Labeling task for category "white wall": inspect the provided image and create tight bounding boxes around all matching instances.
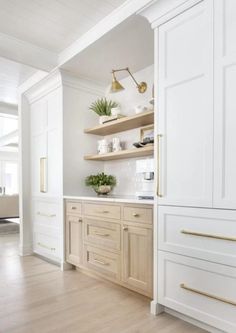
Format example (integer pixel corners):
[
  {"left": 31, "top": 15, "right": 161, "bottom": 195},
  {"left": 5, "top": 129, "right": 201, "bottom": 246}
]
[
  {"left": 63, "top": 65, "right": 154, "bottom": 197},
  {"left": 63, "top": 82, "right": 104, "bottom": 196},
  {"left": 104, "top": 65, "right": 154, "bottom": 196}
]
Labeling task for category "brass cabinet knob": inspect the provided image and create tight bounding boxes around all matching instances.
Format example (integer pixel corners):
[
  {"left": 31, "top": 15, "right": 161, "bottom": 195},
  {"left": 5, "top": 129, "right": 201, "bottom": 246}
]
[{"left": 123, "top": 226, "right": 128, "bottom": 231}]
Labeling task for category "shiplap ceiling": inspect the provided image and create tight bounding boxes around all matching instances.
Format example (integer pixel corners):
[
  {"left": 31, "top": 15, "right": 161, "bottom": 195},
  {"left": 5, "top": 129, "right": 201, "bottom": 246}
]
[
  {"left": 0, "top": 57, "right": 38, "bottom": 104},
  {"left": 0, "top": 0, "right": 127, "bottom": 52}
]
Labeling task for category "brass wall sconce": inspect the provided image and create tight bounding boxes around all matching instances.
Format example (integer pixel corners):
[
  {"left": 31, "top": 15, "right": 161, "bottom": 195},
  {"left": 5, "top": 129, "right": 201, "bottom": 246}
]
[{"left": 110, "top": 67, "right": 147, "bottom": 94}]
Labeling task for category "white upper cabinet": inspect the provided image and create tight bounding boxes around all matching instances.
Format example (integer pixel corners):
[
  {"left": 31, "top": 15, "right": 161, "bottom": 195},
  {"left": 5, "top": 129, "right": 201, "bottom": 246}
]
[
  {"left": 157, "top": 1, "right": 214, "bottom": 207},
  {"left": 30, "top": 88, "right": 62, "bottom": 198},
  {"left": 213, "top": 0, "right": 236, "bottom": 209}
]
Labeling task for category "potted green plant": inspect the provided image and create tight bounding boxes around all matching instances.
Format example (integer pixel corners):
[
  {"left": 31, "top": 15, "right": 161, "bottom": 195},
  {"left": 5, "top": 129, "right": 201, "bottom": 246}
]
[
  {"left": 89, "top": 98, "right": 118, "bottom": 124},
  {"left": 85, "top": 172, "right": 116, "bottom": 195}
]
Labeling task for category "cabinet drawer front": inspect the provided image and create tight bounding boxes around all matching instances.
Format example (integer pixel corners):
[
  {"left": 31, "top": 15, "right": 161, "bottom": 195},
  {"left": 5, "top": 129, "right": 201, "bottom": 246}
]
[
  {"left": 66, "top": 201, "right": 82, "bottom": 215},
  {"left": 158, "top": 252, "right": 236, "bottom": 333},
  {"left": 123, "top": 206, "right": 152, "bottom": 224},
  {"left": 33, "top": 233, "right": 60, "bottom": 262},
  {"left": 32, "top": 200, "right": 61, "bottom": 227},
  {"left": 83, "top": 202, "right": 120, "bottom": 220},
  {"left": 84, "top": 218, "right": 120, "bottom": 251},
  {"left": 84, "top": 245, "right": 120, "bottom": 281},
  {"left": 158, "top": 206, "right": 236, "bottom": 267}
]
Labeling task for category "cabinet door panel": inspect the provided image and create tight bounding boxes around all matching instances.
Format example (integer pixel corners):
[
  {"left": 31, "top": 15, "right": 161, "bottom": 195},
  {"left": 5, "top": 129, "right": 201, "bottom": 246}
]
[
  {"left": 66, "top": 216, "right": 83, "bottom": 266},
  {"left": 47, "top": 128, "right": 62, "bottom": 197},
  {"left": 214, "top": 0, "right": 236, "bottom": 209},
  {"left": 122, "top": 225, "right": 152, "bottom": 297},
  {"left": 157, "top": 1, "right": 213, "bottom": 207},
  {"left": 31, "top": 133, "right": 47, "bottom": 196}
]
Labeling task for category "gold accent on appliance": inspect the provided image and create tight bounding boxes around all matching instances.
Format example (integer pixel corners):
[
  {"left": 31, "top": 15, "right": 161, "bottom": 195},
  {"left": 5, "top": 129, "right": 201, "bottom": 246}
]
[
  {"left": 180, "top": 283, "right": 236, "bottom": 306},
  {"left": 181, "top": 229, "right": 236, "bottom": 242},
  {"left": 110, "top": 67, "right": 147, "bottom": 94},
  {"left": 40, "top": 157, "right": 47, "bottom": 193},
  {"left": 157, "top": 134, "right": 163, "bottom": 197}
]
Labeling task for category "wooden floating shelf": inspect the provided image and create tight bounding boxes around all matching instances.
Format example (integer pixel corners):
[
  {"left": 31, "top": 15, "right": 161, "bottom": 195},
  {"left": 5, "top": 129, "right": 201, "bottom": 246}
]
[
  {"left": 84, "top": 110, "right": 154, "bottom": 136},
  {"left": 84, "top": 145, "right": 154, "bottom": 161}
]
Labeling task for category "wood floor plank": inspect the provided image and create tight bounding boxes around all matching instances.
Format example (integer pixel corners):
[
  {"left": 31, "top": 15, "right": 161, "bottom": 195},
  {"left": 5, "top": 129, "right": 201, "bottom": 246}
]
[{"left": 0, "top": 234, "right": 208, "bottom": 333}]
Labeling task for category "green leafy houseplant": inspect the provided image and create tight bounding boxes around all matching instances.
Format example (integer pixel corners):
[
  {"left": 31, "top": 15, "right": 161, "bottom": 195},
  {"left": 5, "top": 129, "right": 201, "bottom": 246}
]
[
  {"left": 89, "top": 98, "right": 118, "bottom": 116},
  {"left": 85, "top": 172, "right": 116, "bottom": 195}
]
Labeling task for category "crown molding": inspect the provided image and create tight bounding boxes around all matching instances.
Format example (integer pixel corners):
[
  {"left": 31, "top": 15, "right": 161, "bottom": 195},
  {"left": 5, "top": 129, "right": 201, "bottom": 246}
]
[
  {"left": 58, "top": 0, "right": 154, "bottom": 67},
  {"left": 23, "top": 69, "right": 62, "bottom": 104},
  {"left": 23, "top": 69, "right": 105, "bottom": 104},
  {"left": 60, "top": 70, "right": 105, "bottom": 96},
  {"left": 0, "top": 32, "right": 57, "bottom": 72},
  {"left": 138, "top": 0, "right": 201, "bottom": 28}
]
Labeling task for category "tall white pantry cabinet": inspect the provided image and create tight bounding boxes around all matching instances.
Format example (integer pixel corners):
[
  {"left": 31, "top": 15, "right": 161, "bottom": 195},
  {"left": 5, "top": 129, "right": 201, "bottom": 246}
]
[
  {"left": 22, "top": 70, "right": 103, "bottom": 266},
  {"left": 141, "top": 0, "right": 236, "bottom": 332}
]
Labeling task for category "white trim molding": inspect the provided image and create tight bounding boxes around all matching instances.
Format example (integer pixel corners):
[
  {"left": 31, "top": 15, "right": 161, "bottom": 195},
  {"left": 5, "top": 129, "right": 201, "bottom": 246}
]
[
  {"left": 0, "top": 32, "right": 57, "bottom": 72},
  {"left": 58, "top": 0, "right": 155, "bottom": 66},
  {"left": 138, "top": 0, "right": 202, "bottom": 28}
]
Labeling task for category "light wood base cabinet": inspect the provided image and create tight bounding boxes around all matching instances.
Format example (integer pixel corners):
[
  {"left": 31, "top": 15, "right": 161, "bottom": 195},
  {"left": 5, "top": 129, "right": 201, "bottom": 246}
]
[
  {"left": 66, "top": 215, "right": 83, "bottom": 266},
  {"left": 65, "top": 200, "right": 153, "bottom": 297},
  {"left": 122, "top": 224, "right": 153, "bottom": 296}
]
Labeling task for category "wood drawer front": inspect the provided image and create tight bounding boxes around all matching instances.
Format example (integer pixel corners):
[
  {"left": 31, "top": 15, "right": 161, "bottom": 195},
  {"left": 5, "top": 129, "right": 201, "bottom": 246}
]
[
  {"left": 83, "top": 202, "right": 120, "bottom": 220},
  {"left": 84, "top": 218, "right": 120, "bottom": 251},
  {"left": 158, "top": 206, "right": 236, "bottom": 267},
  {"left": 66, "top": 201, "right": 82, "bottom": 215},
  {"left": 158, "top": 252, "right": 236, "bottom": 333},
  {"left": 123, "top": 206, "right": 152, "bottom": 224},
  {"left": 33, "top": 233, "right": 60, "bottom": 262},
  {"left": 84, "top": 245, "right": 120, "bottom": 281},
  {"left": 32, "top": 200, "right": 60, "bottom": 227}
]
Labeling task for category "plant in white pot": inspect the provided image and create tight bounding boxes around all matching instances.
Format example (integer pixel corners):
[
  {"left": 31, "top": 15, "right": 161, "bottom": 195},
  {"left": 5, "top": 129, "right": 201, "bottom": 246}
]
[
  {"left": 85, "top": 172, "right": 116, "bottom": 195},
  {"left": 89, "top": 98, "right": 118, "bottom": 124}
]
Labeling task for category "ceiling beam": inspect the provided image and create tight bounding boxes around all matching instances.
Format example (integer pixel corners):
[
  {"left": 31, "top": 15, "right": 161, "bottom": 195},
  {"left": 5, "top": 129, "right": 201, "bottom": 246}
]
[
  {"left": 0, "top": 130, "right": 18, "bottom": 148},
  {"left": 0, "top": 102, "right": 18, "bottom": 117},
  {"left": 0, "top": 32, "right": 57, "bottom": 72},
  {"left": 58, "top": 0, "right": 155, "bottom": 67}
]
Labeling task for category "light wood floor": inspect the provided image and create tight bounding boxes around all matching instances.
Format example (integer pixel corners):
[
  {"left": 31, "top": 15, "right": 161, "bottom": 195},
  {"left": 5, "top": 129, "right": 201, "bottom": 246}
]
[{"left": 0, "top": 234, "right": 207, "bottom": 333}]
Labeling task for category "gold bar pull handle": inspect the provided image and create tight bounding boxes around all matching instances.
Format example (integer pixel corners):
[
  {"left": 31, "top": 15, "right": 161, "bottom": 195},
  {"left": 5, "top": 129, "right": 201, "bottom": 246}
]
[
  {"left": 157, "top": 134, "right": 163, "bottom": 197},
  {"left": 40, "top": 157, "right": 47, "bottom": 193},
  {"left": 93, "top": 258, "right": 109, "bottom": 266},
  {"left": 181, "top": 229, "right": 236, "bottom": 242},
  {"left": 94, "top": 232, "right": 110, "bottom": 237},
  {"left": 180, "top": 283, "right": 236, "bottom": 306}
]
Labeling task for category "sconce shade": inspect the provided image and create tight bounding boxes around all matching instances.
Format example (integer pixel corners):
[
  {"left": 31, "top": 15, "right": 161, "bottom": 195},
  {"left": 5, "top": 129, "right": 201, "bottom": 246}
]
[{"left": 110, "top": 72, "right": 125, "bottom": 93}]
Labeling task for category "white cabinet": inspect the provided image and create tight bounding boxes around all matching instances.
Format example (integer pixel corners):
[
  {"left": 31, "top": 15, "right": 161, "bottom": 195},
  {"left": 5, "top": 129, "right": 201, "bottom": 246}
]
[
  {"left": 158, "top": 252, "right": 236, "bottom": 333},
  {"left": 157, "top": 0, "right": 213, "bottom": 208},
  {"left": 29, "top": 85, "right": 62, "bottom": 263},
  {"left": 30, "top": 88, "right": 62, "bottom": 198},
  {"left": 213, "top": 0, "right": 236, "bottom": 209}
]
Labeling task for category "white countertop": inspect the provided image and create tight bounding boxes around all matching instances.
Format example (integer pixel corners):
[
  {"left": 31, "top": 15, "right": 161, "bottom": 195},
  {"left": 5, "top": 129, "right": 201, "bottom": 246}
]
[{"left": 64, "top": 194, "right": 154, "bottom": 205}]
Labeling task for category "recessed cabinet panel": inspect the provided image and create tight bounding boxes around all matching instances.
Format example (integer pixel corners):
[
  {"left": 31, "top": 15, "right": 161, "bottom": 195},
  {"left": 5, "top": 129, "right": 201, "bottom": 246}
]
[
  {"left": 158, "top": 252, "right": 236, "bottom": 333},
  {"left": 66, "top": 216, "right": 83, "bottom": 266},
  {"left": 214, "top": 0, "right": 236, "bottom": 209},
  {"left": 158, "top": 206, "right": 236, "bottom": 267},
  {"left": 84, "top": 245, "right": 120, "bottom": 281},
  {"left": 122, "top": 225, "right": 152, "bottom": 297},
  {"left": 157, "top": 1, "right": 213, "bottom": 207},
  {"left": 84, "top": 218, "right": 120, "bottom": 251}
]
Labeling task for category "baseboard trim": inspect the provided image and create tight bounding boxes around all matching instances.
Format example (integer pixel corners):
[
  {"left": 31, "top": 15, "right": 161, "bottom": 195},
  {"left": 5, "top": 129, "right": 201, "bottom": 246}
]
[
  {"left": 19, "top": 243, "right": 33, "bottom": 256},
  {"left": 33, "top": 253, "right": 61, "bottom": 267},
  {"left": 150, "top": 300, "right": 165, "bottom": 315},
  {"left": 61, "top": 261, "right": 74, "bottom": 271},
  {"left": 165, "top": 308, "right": 224, "bottom": 333}
]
